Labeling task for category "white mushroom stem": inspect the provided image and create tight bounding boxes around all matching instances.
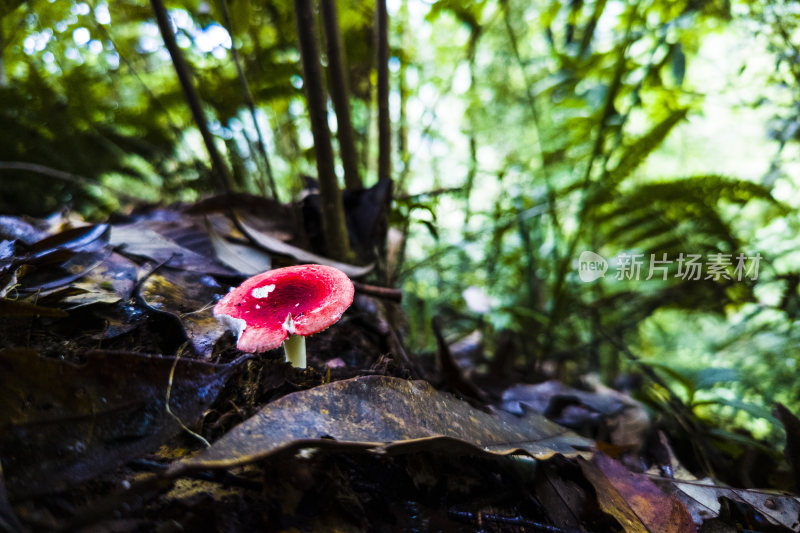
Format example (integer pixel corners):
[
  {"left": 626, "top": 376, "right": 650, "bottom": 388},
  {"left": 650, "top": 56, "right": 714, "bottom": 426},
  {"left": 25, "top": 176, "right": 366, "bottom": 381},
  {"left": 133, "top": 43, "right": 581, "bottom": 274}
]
[{"left": 283, "top": 334, "right": 306, "bottom": 368}]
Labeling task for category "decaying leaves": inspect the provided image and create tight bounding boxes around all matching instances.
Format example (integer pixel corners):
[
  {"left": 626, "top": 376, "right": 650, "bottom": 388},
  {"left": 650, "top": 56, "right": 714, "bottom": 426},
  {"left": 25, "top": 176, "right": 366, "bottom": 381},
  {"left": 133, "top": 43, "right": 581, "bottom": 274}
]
[
  {"left": 178, "top": 375, "right": 593, "bottom": 471},
  {"left": 0, "top": 348, "right": 242, "bottom": 497},
  {"left": 580, "top": 453, "right": 696, "bottom": 533},
  {"left": 139, "top": 269, "right": 229, "bottom": 358}
]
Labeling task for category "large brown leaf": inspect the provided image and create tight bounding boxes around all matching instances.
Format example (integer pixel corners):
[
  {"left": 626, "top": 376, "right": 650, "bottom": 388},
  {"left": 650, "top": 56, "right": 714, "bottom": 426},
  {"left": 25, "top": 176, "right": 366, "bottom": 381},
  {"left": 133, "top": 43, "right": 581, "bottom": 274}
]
[
  {"left": 579, "top": 453, "right": 696, "bottom": 533},
  {"left": 0, "top": 348, "right": 242, "bottom": 497},
  {"left": 177, "top": 376, "right": 592, "bottom": 471}
]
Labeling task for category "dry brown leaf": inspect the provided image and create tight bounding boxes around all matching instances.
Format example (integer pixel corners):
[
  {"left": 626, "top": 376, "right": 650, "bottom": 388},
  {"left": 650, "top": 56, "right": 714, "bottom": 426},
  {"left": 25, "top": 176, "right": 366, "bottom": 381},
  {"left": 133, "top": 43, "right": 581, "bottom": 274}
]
[{"left": 176, "top": 376, "right": 593, "bottom": 472}]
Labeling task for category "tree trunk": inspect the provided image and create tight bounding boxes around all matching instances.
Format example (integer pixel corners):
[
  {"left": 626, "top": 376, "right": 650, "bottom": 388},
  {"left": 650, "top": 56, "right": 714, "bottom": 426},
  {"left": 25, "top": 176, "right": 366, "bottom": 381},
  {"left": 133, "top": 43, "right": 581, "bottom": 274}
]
[
  {"left": 320, "top": 0, "right": 363, "bottom": 191},
  {"left": 376, "top": 0, "right": 391, "bottom": 180},
  {"left": 293, "top": 0, "right": 353, "bottom": 261},
  {"left": 149, "top": 0, "right": 232, "bottom": 194},
  {"left": 396, "top": 0, "right": 410, "bottom": 191}
]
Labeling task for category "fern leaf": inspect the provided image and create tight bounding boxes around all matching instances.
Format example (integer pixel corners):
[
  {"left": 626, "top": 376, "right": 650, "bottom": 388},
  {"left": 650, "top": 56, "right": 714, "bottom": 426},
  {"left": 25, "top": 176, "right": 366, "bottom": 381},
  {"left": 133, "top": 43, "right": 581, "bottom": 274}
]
[{"left": 605, "top": 108, "right": 689, "bottom": 189}]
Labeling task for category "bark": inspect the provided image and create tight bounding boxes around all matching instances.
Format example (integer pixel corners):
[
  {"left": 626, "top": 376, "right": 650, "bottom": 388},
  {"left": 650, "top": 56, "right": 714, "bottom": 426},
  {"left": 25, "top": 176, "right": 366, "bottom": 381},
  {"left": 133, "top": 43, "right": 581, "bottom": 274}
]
[
  {"left": 294, "top": 0, "right": 353, "bottom": 261},
  {"left": 150, "top": 0, "right": 233, "bottom": 194},
  {"left": 320, "top": 0, "right": 363, "bottom": 190},
  {"left": 376, "top": 0, "right": 391, "bottom": 180}
]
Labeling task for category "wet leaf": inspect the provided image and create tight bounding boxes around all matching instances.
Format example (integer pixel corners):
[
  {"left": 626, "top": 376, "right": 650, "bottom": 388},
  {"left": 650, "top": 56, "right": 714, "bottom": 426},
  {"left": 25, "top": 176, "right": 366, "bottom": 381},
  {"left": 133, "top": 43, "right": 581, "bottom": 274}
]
[
  {"left": 579, "top": 453, "right": 696, "bottom": 533},
  {"left": 110, "top": 224, "right": 235, "bottom": 276},
  {"left": 238, "top": 220, "right": 374, "bottom": 278},
  {"left": 502, "top": 379, "right": 649, "bottom": 447},
  {"left": 533, "top": 457, "right": 587, "bottom": 530},
  {"left": 139, "top": 269, "right": 228, "bottom": 358},
  {"left": 28, "top": 223, "right": 109, "bottom": 257},
  {"left": 206, "top": 218, "right": 271, "bottom": 275},
  {"left": 0, "top": 348, "right": 242, "bottom": 498},
  {"left": 0, "top": 216, "right": 47, "bottom": 244},
  {"left": 16, "top": 247, "right": 112, "bottom": 295},
  {"left": 46, "top": 251, "right": 138, "bottom": 308},
  {"left": 502, "top": 380, "right": 628, "bottom": 416},
  {"left": 669, "top": 479, "right": 800, "bottom": 531},
  {"left": 179, "top": 376, "right": 592, "bottom": 471}
]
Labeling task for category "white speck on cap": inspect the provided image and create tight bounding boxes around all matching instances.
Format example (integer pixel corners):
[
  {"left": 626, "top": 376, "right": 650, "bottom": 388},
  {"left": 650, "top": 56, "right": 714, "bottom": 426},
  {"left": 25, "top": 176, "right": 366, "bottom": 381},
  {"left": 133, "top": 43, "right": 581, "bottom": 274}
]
[{"left": 251, "top": 284, "right": 276, "bottom": 298}]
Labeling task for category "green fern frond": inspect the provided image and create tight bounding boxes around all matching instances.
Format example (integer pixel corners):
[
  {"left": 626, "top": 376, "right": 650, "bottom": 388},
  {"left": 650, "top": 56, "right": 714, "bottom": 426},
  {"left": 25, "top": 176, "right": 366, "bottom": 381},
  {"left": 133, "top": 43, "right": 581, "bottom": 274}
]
[
  {"left": 604, "top": 108, "right": 689, "bottom": 189},
  {"left": 590, "top": 174, "right": 777, "bottom": 255}
]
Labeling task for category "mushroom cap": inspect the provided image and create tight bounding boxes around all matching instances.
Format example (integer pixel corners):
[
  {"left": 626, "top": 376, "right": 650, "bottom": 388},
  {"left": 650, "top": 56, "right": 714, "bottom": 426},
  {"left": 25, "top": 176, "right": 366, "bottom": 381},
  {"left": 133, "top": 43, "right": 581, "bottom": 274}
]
[{"left": 213, "top": 264, "right": 355, "bottom": 353}]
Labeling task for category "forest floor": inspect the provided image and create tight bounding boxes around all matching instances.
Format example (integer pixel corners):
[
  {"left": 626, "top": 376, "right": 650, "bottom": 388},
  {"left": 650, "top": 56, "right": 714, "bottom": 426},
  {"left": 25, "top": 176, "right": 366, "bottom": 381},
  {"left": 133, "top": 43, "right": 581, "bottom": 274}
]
[{"left": 1, "top": 195, "right": 799, "bottom": 532}]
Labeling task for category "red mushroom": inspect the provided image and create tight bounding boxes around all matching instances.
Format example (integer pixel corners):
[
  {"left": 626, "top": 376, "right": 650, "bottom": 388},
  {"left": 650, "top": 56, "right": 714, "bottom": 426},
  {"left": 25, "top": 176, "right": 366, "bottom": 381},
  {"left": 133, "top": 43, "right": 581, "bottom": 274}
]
[{"left": 213, "top": 264, "right": 354, "bottom": 368}]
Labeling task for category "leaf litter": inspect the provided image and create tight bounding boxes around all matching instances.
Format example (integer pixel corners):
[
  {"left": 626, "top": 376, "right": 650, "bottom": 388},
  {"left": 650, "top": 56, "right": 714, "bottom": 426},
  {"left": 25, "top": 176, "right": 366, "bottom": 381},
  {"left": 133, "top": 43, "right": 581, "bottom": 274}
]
[{"left": 2, "top": 199, "right": 800, "bottom": 531}]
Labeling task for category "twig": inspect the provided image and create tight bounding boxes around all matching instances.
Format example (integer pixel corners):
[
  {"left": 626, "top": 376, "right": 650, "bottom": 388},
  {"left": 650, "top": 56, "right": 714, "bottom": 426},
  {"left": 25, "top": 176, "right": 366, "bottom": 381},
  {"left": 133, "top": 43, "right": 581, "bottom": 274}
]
[
  {"left": 0, "top": 161, "right": 138, "bottom": 202},
  {"left": 149, "top": 0, "right": 234, "bottom": 194},
  {"left": 165, "top": 343, "right": 211, "bottom": 448},
  {"left": 352, "top": 281, "right": 402, "bottom": 302}
]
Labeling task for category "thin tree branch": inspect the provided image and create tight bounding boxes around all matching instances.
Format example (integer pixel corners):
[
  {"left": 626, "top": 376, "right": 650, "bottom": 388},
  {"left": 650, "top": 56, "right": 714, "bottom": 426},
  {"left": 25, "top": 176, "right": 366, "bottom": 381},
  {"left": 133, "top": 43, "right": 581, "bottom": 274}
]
[
  {"left": 376, "top": 0, "right": 391, "bottom": 180},
  {"left": 149, "top": 0, "right": 233, "bottom": 194},
  {"left": 0, "top": 161, "right": 138, "bottom": 202},
  {"left": 320, "top": 0, "right": 363, "bottom": 190},
  {"left": 217, "top": 0, "right": 279, "bottom": 200}
]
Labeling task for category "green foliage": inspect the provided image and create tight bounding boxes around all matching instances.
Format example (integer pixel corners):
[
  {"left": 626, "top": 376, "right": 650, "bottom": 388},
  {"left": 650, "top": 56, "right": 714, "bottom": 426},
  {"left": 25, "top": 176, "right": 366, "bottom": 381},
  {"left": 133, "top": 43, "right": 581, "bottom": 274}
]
[
  {"left": 397, "top": 0, "right": 800, "bottom": 446},
  {"left": 0, "top": 0, "right": 376, "bottom": 215}
]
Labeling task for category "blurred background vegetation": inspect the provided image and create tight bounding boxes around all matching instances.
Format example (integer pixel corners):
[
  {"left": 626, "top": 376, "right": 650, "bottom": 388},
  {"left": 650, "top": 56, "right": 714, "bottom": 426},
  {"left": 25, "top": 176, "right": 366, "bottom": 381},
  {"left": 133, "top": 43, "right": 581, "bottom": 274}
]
[{"left": 2, "top": 0, "right": 800, "bottom": 445}]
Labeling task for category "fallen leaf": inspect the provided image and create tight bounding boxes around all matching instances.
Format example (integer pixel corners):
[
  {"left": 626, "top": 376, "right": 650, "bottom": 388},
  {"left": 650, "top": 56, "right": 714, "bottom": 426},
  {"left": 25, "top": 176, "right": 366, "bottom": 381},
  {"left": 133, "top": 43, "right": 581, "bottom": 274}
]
[
  {"left": 502, "top": 379, "right": 649, "bottom": 448},
  {"left": 0, "top": 348, "right": 242, "bottom": 497},
  {"left": 533, "top": 457, "right": 587, "bottom": 530},
  {"left": 110, "top": 224, "right": 234, "bottom": 276},
  {"left": 666, "top": 478, "right": 800, "bottom": 531},
  {"left": 579, "top": 453, "right": 696, "bottom": 533},
  {"left": 502, "top": 381, "right": 627, "bottom": 416},
  {"left": 206, "top": 218, "right": 271, "bottom": 275},
  {"left": 28, "top": 223, "right": 109, "bottom": 257},
  {"left": 49, "top": 251, "right": 138, "bottom": 308},
  {"left": 237, "top": 219, "right": 373, "bottom": 278},
  {"left": 17, "top": 247, "right": 109, "bottom": 294},
  {"left": 139, "top": 269, "right": 229, "bottom": 358},
  {"left": 0, "top": 215, "right": 47, "bottom": 244},
  {"left": 178, "top": 376, "right": 592, "bottom": 471}
]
